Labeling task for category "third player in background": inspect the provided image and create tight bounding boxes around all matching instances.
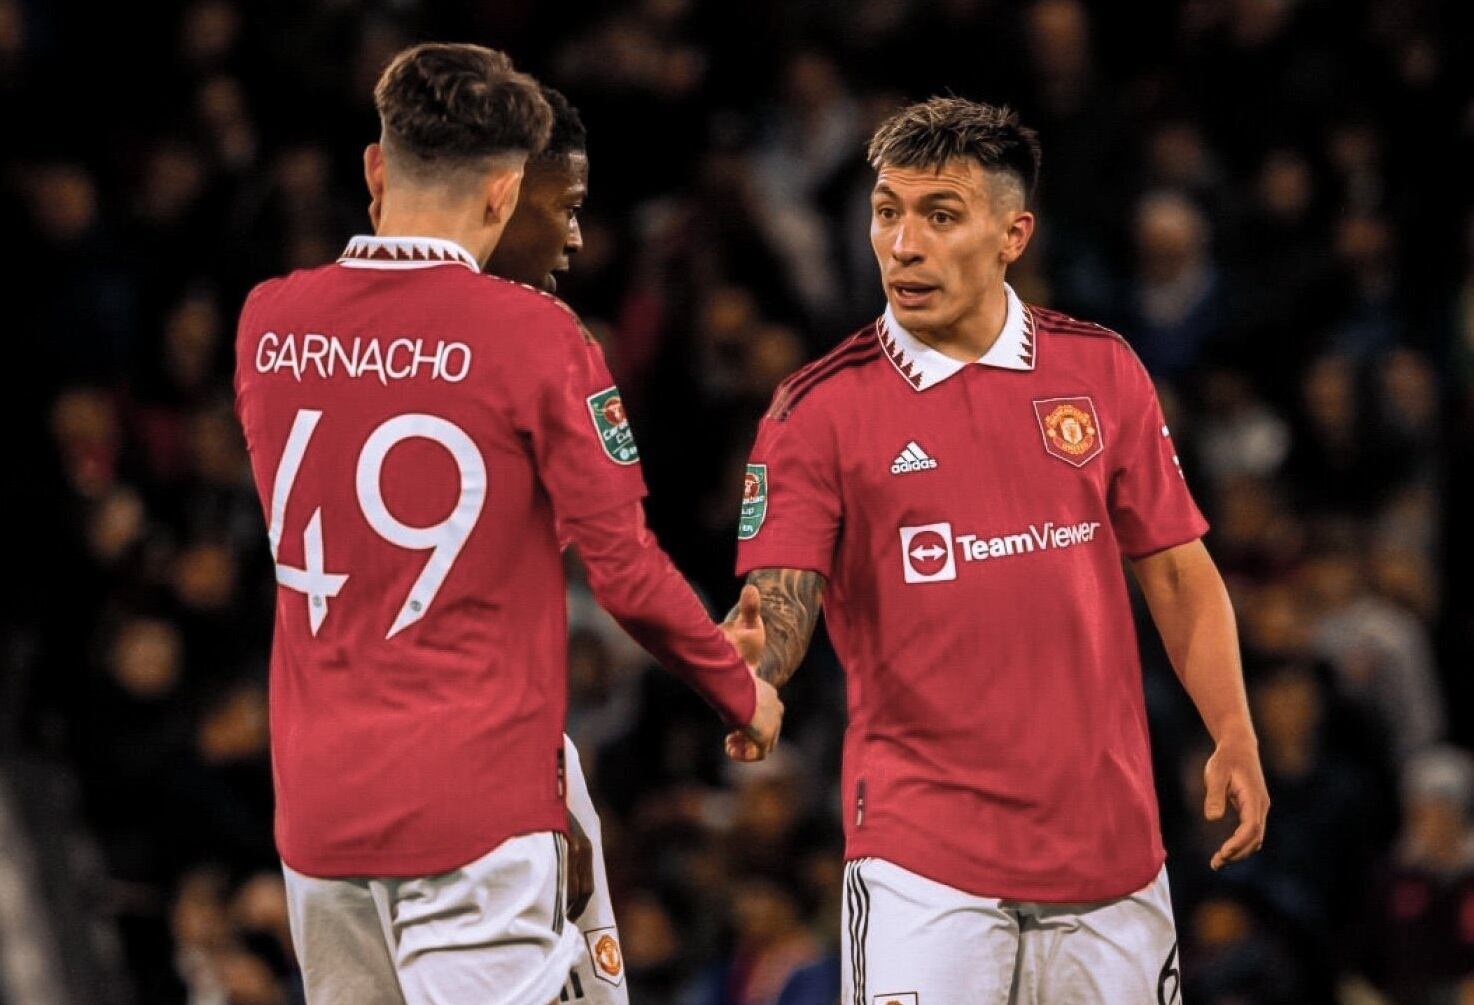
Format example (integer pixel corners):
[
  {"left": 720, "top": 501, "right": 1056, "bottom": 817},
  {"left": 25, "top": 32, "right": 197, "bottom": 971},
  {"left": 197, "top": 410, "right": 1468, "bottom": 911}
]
[{"left": 484, "top": 83, "right": 629, "bottom": 1005}]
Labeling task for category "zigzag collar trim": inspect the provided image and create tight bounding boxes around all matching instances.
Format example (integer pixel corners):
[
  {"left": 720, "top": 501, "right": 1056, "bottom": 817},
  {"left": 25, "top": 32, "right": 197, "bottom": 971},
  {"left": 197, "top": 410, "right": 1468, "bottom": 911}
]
[
  {"left": 878, "top": 283, "right": 1035, "bottom": 391},
  {"left": 338, "top": 235, "right": 480, "bottom": 272}
]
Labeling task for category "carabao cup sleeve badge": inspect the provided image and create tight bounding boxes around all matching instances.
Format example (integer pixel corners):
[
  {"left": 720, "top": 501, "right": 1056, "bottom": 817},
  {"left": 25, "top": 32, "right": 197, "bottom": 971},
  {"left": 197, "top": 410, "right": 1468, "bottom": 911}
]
[
  {"left": 738, "top": 463, "right": 768, "bottom": 540},
  {"left": 586, "top": 386, "right": 639, "bottom": 465}
]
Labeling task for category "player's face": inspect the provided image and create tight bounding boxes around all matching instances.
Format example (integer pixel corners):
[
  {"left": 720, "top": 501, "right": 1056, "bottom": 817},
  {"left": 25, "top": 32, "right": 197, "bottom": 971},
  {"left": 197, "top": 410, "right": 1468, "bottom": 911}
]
[
  {"left": 870, "top": 159, "right": 1032, "bottom": 334},
  {"left": 484, "top": 152, "right": 588, "bottom": 292}
]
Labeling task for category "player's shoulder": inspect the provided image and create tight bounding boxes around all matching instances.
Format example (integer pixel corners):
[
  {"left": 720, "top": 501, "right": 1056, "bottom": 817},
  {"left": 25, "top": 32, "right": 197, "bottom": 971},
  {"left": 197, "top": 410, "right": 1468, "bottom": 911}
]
[
  {"left": 242, "top": 264, "right": 328, "bottom": 310},
  {"left": 463, "top": 274, "right": 595, "bottom": 341},
  {"left": 1028, "top": 301, "right": 1159, "bottom": 395},
  {"left": 766, "top": 321, "right": 884, "bottom": 422},
  {"left": 1027, "top": 302, "right": 1127, "bottom": 345},
  {"left": 1028, "top": 302, "right": 1146, "bottom": 371},
  {"left": 238, "top": 265, "right": 344, "bottom": 331}
]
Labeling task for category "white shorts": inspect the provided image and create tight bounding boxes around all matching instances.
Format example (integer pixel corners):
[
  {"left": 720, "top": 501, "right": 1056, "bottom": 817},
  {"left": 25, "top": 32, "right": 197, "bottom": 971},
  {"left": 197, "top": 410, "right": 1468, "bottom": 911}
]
[
  {"left": 841, "top": 858, "right": 1181, "bottom": 1005},
  {"left": 558, "top": 736, "right": 629, "bottom": 1005},
  {"left": 284, "top": 831, "right": 582, "bottom": 1005}
]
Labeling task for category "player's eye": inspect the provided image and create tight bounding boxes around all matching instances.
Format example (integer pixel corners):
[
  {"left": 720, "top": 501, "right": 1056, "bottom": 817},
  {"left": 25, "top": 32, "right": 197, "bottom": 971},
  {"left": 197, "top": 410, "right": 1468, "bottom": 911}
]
[
  {"left": 930, "top": 210, "right": 956, "bottom": 225},
  {"left": 875, "top": 205, "right": 898, "bottom": 221}
]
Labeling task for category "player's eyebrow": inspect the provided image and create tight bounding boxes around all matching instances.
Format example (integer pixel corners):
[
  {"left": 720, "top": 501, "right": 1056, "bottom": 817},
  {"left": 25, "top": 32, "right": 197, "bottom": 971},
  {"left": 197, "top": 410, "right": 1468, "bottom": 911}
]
[
  {"left": 916, "top": 190, "right": 967, "bottom": 207},
  {"left": 872, "top": 183, "right": 969, "bottom": 206}
]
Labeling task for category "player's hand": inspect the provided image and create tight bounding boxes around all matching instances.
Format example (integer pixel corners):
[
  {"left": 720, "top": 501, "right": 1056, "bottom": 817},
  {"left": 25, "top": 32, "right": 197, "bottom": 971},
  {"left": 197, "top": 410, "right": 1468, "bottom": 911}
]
[
  {"left": 725, "top": 673, "right": 783, "bottom": 763},
  {"left": 565, "top": 810, "right": 594, "bottom": 922},
  {"left": 720, "top": 584, "right": 782, "bottom": 762},
  {"left": 719, "top": 584, "right": 766, "bottom": 667},
  {"left": 1204, "top": 733, "right": 1270, "bottom": 870}
]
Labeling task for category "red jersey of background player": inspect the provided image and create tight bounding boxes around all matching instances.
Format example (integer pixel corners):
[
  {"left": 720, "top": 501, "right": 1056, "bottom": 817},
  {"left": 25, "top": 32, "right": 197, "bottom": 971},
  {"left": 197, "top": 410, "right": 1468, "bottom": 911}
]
[
  {"left": 236, "top": 235, "right": 756, "bottom": 878},
  {"left": 736, "top": 283, "right": 1208, "bottom": 902}
]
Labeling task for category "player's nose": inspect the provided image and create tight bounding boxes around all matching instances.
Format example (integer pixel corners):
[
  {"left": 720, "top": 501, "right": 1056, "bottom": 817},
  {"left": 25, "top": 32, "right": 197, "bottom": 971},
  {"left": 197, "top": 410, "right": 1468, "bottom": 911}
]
[
  {"left": 890, "top": 223, "right": 923, "bottom": 264},
  {"left": 566, "top": 218, "right": 583, "bottom": 257}
]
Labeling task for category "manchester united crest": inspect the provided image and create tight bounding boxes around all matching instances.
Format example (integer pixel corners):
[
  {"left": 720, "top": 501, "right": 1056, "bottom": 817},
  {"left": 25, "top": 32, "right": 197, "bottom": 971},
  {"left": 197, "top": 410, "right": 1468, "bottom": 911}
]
[
  {"left": 585, "top": 928, "right": 625, "bottom": 987},
  {"left": 1033, "top": 396, "right": 1103, "bottom": 467}
]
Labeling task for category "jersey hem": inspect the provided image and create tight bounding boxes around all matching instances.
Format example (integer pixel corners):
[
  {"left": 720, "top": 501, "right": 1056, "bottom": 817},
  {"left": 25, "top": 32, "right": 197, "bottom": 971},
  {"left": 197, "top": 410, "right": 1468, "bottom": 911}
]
[
  {"left": 734, "top": 551, "right": 833, "bottom": 580},
  {"left": 845, "top": 836, "right": 1166, "bottom": 904},
  {"left": 720, "top": 671, "right": 759, "bottom": 730},
  {"left": 278, "top": 813, "right": 568, "bottom": 880},
  {"left": 1121, "top": 520, "right": 1210, "bottom": 561}
]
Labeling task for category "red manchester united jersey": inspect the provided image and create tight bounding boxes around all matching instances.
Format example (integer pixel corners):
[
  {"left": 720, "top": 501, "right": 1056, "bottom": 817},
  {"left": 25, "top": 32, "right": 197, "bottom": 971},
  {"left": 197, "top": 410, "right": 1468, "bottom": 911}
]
[
  {"left": 236, "top": 235, "right": 747, "bottom": 878},
  {"left": 736, "top": 284, "right": 1207, "bottom": 902}
]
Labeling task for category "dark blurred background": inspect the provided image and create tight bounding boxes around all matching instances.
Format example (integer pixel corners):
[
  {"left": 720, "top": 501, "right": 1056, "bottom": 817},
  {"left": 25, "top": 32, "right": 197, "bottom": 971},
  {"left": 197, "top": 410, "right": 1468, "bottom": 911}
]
[{"left": 1, "top": 0, "right": 1472, "bottom": 1002}]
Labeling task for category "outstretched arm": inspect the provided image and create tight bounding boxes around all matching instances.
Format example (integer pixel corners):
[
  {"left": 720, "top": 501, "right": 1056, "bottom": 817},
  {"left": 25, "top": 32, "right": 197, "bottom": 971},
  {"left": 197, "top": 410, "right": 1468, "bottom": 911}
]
[
  {"left": 1132, "top": 539, "right": 1268, "bottom": 870},
  {"left": 729, "top": 567, "right": 827, "bottom": 689},
  {"left": 564, "top": 503, "right": 782, "bottom": 753}
]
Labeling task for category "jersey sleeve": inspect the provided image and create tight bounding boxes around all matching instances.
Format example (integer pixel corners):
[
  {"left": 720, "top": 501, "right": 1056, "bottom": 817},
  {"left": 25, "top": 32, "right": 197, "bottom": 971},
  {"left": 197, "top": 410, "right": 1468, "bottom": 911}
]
[
  {"left": 735, "top": 396, "right": 842, "bottom": 578},
  {"left": 1107, "top": 349, "right": 1209, "bottom": 559},
  {"left": 521, "top": 303, "right": 648, "bottom": 523},
  {"left": 564, "top": 502, "right": 757, "bottom": 728}
]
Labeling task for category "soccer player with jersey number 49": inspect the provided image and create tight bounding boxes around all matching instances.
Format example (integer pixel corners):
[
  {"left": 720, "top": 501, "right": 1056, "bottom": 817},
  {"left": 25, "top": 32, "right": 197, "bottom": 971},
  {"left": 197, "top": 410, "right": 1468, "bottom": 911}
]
[
  {"left": 730, "top": 97, "right": 1270, "bottom": 1004},
  {"left": 235, "top": 44, "right": 780, "bottom": 1005}
]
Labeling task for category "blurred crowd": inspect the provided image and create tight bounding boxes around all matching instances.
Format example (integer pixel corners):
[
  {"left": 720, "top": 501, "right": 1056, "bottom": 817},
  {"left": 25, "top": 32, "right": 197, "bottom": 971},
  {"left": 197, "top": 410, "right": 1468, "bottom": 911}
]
[{"left": 1, "top": 0, "right": 1472, "bottom": 1003}]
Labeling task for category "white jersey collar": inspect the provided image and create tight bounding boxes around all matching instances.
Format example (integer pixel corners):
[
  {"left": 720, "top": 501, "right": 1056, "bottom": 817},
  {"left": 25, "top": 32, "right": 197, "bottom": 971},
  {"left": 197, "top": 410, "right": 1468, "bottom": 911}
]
[
  {"left": 879, "top": 282, "right": 1036, "bottom": 391},
  {"left": 338, "top": 235, "right": 480, "bottom": 273}
]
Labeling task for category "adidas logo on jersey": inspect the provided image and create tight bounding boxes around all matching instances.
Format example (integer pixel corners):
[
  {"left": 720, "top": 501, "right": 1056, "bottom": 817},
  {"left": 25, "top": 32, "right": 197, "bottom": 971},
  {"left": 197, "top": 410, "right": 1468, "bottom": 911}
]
[{"left": 890, "top": 441, "right": 938, "bottom": 475}]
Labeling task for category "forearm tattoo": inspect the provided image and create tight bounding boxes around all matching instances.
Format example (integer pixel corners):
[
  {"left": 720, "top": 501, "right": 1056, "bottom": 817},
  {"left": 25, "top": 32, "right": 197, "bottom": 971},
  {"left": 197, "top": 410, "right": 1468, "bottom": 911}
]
[{"left": 739, "top": 568, "right": 825, "bottom": 688}]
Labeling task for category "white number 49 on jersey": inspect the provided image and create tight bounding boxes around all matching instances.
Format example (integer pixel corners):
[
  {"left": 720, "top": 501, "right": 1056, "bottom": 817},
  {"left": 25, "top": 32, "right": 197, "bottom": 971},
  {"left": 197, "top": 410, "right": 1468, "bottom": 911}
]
[{"left": 268, "top": 408, "right": 486, "bottom": 639}]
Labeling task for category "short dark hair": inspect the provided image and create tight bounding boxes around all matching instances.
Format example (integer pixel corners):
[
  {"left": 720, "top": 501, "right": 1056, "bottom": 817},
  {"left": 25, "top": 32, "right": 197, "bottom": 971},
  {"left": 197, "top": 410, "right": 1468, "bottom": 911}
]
[
  {"left": 867, "top": 97, "right": 1042, "bottom": 202},
  {"left": 537, "top": 85, "right": 587, "bottom": 162},
  {"left": 373, "top": 43, "right": 552, "bottom": 176}
]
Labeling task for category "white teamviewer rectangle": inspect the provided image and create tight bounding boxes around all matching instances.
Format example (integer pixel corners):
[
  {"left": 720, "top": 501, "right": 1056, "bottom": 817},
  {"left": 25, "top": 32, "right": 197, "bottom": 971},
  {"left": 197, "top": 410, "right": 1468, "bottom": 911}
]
[{"left": 900, "top": 519, "right": 1103, "bottom": 583}]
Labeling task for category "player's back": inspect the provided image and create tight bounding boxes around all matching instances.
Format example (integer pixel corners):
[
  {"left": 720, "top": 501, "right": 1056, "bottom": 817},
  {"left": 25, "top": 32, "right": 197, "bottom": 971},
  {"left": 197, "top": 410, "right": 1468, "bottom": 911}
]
[{"left": 235, "top": 236, "right": 616, "bottom": 878}]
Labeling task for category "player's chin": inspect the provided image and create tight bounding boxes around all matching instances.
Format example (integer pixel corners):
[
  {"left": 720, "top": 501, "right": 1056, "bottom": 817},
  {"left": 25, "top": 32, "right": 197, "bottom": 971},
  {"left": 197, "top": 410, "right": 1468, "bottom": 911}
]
[
  {"left": 543, "top": 263, "right": 572, "bottom": 294},
  {"left": 889, "top": 297, "right": 943, "bottom": 323}
]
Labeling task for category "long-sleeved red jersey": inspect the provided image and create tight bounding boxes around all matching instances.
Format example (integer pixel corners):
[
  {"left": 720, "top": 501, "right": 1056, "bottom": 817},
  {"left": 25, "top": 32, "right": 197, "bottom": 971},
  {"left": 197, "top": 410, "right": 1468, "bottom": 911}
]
[{"left": 235, "top": 235, "right": 754, "bottom": 878}]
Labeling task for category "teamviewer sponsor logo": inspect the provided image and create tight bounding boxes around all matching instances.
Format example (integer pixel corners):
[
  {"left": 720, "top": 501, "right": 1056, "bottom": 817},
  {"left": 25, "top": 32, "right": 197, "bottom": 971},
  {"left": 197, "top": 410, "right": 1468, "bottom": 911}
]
[
  {"left": 899, "top": 522, "right": 957, "bottom": 583},
  {"left": 900, "top": 518, "right": 1103, "bottom": 583}
]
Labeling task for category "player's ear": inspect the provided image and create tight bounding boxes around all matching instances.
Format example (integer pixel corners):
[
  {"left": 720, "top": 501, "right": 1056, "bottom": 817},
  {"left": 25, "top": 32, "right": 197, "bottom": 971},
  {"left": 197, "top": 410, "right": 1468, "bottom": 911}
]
[
  {"left": 1001, "top": 209, "right": 1036, "bottom": 266},
  {"left": 364, "top": 144, "right": 386, "bottom": 228},
  {"left": 483, "top": 161, "right": 525, "bottom": 227}
]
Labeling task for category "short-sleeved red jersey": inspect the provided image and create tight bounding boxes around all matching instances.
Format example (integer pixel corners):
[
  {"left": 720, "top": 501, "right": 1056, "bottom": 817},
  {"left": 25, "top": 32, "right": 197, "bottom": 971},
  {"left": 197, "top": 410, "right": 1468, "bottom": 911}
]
[
  {"left": 737, "top": 284, "right": 1207, "bottom": 902},
  {"left": 236, "top": 236, "right": 751, "bottom": 879}
]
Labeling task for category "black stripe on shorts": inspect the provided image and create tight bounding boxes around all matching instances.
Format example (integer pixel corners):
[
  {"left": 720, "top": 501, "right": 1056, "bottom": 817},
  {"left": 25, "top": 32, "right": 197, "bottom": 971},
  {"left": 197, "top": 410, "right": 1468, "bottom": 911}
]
[
  {"left": 846, "top": 860, "right": 870, "bottom": 1005},
  {"left": 553, "top": 833, "right": 566, "bottom": 935}
]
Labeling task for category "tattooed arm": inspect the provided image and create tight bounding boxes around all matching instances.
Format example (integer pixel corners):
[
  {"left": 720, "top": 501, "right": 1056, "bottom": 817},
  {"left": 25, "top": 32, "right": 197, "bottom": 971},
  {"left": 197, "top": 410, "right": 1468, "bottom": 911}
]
[{"left": 727, "top": 568, "right": 827, "bottom": 688}]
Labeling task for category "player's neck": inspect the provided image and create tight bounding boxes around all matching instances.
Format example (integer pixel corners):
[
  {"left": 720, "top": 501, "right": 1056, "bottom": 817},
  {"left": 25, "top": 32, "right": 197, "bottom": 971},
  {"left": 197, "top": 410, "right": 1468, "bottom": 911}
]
[
  {"left": 913, "top": 282, "right": 1009, "bottom": 363},
  {"left": 375, "top": 210, "right": 503, "bottom": 269}
]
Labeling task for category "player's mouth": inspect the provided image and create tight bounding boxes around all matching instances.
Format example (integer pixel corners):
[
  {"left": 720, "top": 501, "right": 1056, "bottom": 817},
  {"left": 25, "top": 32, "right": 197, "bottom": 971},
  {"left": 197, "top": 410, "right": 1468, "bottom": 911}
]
[{"left": 890, "top": 282, "right": 939, "bottom": 309}]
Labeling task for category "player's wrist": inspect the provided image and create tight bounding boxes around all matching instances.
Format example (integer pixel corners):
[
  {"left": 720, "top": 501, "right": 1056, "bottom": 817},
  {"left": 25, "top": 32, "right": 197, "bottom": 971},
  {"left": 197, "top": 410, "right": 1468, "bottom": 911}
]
[{"left": 1211, "top": 721, "right": 1258, "bottom": 750}]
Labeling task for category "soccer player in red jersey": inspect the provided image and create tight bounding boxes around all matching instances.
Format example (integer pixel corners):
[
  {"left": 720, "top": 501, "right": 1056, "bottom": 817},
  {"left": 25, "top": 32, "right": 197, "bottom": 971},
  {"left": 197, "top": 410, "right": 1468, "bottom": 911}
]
[
  {"left": 234, "top": 44, "right": 779, "bottom": 1004},
  {"left": 732, "top": 98, "right": 1269, "bottom": 1003},
  {"left": 485, "top": 83, "right": 630, "bottom": 1005}
]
